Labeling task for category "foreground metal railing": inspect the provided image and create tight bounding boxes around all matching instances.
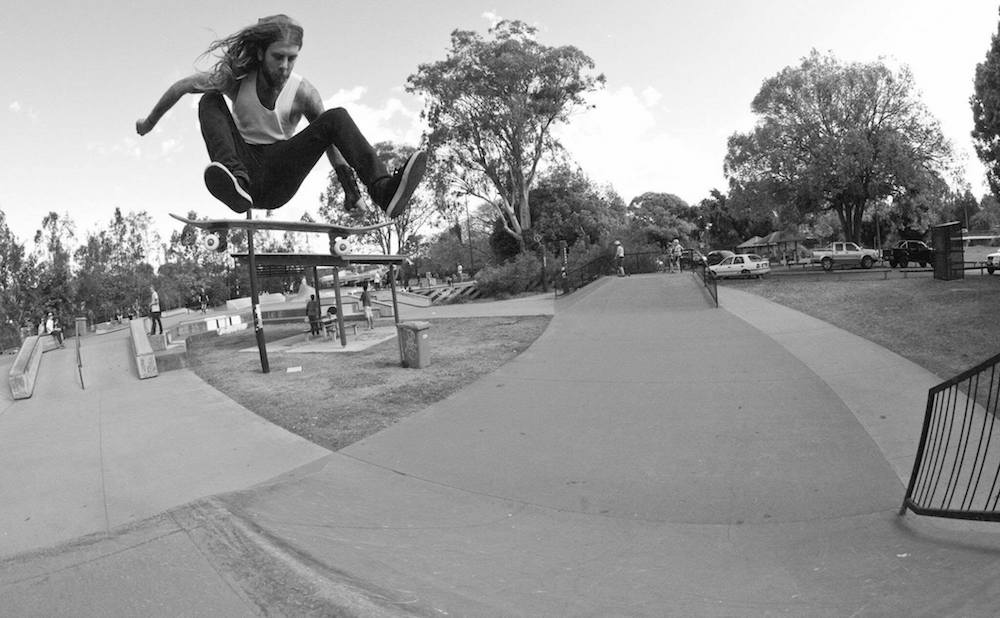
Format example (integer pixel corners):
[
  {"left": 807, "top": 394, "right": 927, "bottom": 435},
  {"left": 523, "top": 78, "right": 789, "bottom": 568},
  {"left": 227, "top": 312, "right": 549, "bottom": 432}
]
[
  {"left": 692, "top": 263, "right": 718, "bottom": 307},
  {"left": 900, "top": 351, "right": 1000, "bottom": 520}
]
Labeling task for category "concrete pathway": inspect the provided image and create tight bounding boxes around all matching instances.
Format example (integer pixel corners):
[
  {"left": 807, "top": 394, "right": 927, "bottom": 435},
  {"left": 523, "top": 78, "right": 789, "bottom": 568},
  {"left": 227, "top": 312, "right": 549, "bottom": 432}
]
[
  {"left": 4, "top": 276, "right": 1000, "bottom": 616},
  {"left": 0, "top": 326, "right": 328, "bottom": 559}
]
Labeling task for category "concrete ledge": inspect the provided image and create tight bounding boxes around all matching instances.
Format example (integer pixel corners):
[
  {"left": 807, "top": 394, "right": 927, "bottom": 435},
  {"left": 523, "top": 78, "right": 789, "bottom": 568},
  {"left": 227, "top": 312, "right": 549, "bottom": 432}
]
[
  {"left": 128, "top": 319, "right": 158, "bottom": 379},
  {"left": 8, "top": 336, "right": 43, "bottom": 400},
  {"left": 154, "top": 345, "right": 189, "bottom": 372},
  {"left": 39, "top": 336, "right": 62, "bottom": 353},
  {"left": 185, "top": 330, "right": 220, "bottom": 350}
]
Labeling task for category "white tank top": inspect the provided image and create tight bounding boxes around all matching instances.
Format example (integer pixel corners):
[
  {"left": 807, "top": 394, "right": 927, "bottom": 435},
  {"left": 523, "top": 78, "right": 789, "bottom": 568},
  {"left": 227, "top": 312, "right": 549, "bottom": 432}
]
[{"left": 232, "top": 71, "right": 302, "bottom": 145}]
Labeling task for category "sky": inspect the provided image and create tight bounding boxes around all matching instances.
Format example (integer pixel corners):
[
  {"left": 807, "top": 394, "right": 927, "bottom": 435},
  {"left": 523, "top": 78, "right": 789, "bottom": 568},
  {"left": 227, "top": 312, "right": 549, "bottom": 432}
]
[{"left": 2, "top": 0, "right": 999, "bottom": 248}]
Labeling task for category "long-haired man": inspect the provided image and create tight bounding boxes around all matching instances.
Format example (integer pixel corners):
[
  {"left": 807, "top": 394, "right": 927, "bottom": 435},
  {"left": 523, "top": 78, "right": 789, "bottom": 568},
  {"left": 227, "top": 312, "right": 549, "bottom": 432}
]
[{"left": 136, "top": 14, "right": 425, "bottom": 217}]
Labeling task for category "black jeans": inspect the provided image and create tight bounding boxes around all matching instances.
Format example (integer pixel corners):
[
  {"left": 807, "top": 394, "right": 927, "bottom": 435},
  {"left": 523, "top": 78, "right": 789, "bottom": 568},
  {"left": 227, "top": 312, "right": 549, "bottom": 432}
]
[
  {"left": 150, "top": 312, "right": 163, "bottom": 335},
  {"left": 198, "top": 93, "right": 389, "bottom": 210}
]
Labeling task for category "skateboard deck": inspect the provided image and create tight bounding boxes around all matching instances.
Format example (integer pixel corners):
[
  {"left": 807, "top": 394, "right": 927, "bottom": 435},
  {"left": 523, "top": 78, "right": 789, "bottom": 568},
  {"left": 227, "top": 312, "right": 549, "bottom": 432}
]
[{"left": 170, "top": 213, "right": 391, "bottom": 255}]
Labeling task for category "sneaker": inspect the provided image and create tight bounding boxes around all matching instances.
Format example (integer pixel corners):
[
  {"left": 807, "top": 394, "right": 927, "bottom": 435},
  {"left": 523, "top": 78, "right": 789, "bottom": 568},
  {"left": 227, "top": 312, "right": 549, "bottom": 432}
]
[
  {"left": 371, "top": 150, "right": 427, "bottom": 219},
  {"left": 204, "top": 162, "right": 252, "bottom": 214},
  {"left": 335, "top": 165, "right": 364, "bottom": 212}
]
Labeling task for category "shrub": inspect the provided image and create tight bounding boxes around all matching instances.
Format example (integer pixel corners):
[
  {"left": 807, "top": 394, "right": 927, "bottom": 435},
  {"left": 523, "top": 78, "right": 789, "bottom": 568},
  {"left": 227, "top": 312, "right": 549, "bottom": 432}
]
[{"left": 474, "top": 252, "right": 543, "bottom": 298}]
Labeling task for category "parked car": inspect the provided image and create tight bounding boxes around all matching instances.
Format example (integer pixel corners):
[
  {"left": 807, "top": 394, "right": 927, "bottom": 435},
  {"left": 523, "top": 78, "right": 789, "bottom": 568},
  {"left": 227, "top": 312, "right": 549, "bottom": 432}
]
[
  {"left": 987, "top": 251, "right": 1000, "bottom": 275},
  {"left": 706, "top": 250, "right": 736, "bottom": 266},
  {"left": 882, "top": 239, "right": 934, "bottom": 268},
  {"left": 810, "top": 242, "right": 880, "bottom": 271},
  {"left": 708, "top": 253, "right": 771, "bottom": 279}
]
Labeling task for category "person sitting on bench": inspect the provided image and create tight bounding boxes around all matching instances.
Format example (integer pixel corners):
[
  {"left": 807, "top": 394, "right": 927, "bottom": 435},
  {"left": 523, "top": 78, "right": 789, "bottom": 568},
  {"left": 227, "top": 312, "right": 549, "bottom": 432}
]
[{"left": 321, "top": 306, "right": 338, "bottom": 338}]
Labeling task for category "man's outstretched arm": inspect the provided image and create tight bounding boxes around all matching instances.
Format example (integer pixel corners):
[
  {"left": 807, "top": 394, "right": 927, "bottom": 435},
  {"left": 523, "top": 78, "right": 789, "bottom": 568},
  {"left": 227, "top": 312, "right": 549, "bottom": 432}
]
[{"left": 136, "top": 73, "right": 216, "bottom": 136}]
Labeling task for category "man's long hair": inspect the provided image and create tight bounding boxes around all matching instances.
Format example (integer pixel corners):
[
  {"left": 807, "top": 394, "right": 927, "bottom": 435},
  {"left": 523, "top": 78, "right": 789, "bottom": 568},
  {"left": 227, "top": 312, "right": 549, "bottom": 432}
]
[{"left": 201, "top": 14, "right": 304, "bottom": 92}]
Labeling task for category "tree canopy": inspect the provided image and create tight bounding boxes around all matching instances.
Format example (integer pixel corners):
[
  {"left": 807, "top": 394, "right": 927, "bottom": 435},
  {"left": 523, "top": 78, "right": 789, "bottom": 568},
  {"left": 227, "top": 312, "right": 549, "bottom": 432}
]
[
  {"left": 407, "top": 19, "right": 605, "bottom": 251},
  {"left": 627, "top": 192, "right": 698, "bottom": 251},
  {"left": 529, "top": 165, "right": 625, "bottom": 251},
  {"left": 972, "top": 10, "right": 1000, "bottom": 199},
  {"left": 725, "top": 50, "right": 952, "bottom": 243}
]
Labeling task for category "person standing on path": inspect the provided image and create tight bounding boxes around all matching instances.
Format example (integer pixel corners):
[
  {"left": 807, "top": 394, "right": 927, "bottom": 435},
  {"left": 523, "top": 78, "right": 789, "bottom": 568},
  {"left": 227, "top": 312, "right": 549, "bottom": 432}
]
[
  {"left": 614, "top": 240, "right": 627, "bottom": 277},
  {"left": 306, "top": 294, "right": 320, "bottom": 336},
  {"left": 149, "top": 286, "right": 163, "bottom": 335},
  {"left": 669, "top": 238, "right": 683, "bottom": 273},
  {"left": 361, "top": 282, "right": 375, "bottom": 329}
]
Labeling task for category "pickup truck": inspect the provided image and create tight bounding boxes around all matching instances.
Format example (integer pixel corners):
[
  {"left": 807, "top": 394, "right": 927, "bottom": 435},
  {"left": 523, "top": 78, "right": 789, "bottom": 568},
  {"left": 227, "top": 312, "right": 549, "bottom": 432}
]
[
  {"left": 882, "top": 239, "right": 934, "bottom": 268},
  {"left": 810, "top": 242, "right": 880, "bottom": 271}
]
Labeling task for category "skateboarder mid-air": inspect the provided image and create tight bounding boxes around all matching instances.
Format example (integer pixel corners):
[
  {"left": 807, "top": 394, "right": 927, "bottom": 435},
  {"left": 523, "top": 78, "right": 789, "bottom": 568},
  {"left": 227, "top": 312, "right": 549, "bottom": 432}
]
[{"left": 136, "top": 14, "right": 426, "bottom": 218}]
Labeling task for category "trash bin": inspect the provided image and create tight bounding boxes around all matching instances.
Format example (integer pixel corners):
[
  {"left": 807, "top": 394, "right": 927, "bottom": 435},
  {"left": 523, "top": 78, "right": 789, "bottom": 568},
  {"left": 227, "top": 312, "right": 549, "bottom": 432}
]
[
  {"left": 397, "top": 321, "right": 431, "bottom": 368},
  {"left": 75, "top": 317, "right": 88, "bottom": 338}
]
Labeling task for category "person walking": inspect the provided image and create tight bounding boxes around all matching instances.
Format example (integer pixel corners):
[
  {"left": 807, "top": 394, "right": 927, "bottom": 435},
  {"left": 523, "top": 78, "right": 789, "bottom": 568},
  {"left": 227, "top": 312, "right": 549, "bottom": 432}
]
[
  {"left": 149, "top": 286, "right": 163, "bottom": 335},
  {"left": 669, "top": 238, "right": 683, "bottom": 273},
  {"left": 614, "top": 240, "right": 627, "bottom": 277},
  {"left": 306, "top": 294, "right": 320, "bottom": 336},
  {"left": 360, "top": 282, "right": 375, "bottom": 329},
  {"left": 135, "top": 14, "right": 426, "bottom": 218}
]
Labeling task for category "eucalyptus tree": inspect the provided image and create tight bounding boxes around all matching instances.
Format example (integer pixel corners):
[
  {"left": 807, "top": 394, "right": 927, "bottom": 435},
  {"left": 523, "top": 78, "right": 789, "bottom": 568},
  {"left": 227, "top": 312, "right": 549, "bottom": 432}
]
[
  {"left": 408, "top": 19, "right": 605, "bottom": 251},
  {"left": 726, "top": 50, "right": 952, "bottom": 242},
  {"left": 972, "top": 9, "right": 1000, "bottom": 198}
]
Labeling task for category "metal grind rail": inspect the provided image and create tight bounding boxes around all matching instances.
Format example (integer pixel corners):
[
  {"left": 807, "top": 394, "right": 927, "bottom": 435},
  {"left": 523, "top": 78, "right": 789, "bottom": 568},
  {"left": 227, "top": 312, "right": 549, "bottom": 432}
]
[
  {"left": 693, "top": 263, "right": 718, "bottom": 307},
  {"left": 76, "top": 332, "right": 85, "bottom": 390},
  {"left": 901, "top": 351, "right": 1000, "bottom": 520}
]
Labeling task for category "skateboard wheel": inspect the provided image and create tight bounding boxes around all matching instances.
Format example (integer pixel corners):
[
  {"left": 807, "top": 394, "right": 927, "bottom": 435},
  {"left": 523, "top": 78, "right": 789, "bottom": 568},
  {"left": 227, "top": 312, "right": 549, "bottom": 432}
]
[
  {"left": 331, "top": 236, "right": 350, "bottom": 256},
  {"left": 203, "top": 233, "right": 226, "bottom": 253}
]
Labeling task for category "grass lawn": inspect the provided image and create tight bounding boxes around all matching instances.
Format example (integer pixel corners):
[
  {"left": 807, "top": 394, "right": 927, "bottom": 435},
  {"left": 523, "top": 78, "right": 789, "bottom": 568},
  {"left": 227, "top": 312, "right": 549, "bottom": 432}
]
[
  {"left": 740, "top": 273, "right": 1000, "bottom": 381},
  {"left": 187, "top": 316, "right": 550, "bottom": 451}
]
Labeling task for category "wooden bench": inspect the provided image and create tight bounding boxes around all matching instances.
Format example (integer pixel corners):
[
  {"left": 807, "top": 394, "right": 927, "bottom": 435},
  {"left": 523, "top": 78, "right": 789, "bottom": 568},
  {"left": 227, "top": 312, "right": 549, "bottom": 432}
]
[{"left": 8, "top": 336, "right": 43, "bottom": 400}]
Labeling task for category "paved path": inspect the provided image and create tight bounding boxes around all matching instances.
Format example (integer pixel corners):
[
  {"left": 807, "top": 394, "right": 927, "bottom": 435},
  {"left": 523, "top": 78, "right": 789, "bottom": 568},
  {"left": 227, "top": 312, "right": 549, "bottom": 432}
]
[
  {"left": 0, "top": 325, "right": 328, "bottom": 559},
  {"left": 4, "top": 276, "right": 1000, "bottom": 616}
]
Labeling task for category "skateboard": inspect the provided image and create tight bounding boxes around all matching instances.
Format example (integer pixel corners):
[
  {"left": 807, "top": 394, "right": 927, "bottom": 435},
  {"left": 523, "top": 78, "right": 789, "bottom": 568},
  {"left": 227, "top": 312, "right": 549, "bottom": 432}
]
[{"left": 169, "top": 214, "right": 392, "bottom": 256}]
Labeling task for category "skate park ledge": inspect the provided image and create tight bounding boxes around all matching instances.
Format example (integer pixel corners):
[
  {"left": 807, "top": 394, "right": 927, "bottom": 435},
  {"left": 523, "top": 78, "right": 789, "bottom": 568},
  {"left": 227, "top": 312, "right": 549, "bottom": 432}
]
[
  {"left": 128, "top": 319, "right": 158, "bottom": 379},
  {"left": 8, "top": 335, "right": 44, "bottom": 399}
]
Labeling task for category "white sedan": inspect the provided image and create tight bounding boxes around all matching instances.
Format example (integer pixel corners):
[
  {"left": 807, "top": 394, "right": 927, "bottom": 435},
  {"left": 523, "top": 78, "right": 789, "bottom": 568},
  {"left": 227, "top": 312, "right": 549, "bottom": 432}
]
[
  {"left": 708, "top": 253, "right": 771, "bottom": 279},
  {"left": 988, "top": 251, "right": 1000, "bottom": 275}
]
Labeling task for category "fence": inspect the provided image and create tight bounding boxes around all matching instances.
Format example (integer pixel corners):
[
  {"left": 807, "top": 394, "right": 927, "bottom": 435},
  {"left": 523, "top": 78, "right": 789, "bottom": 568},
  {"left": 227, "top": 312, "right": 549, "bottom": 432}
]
[
  {"left": 692, "top": 263, "right": 718, "bottom": 307},
  {"left": 560, "top": 251, "right": 666, "bottom": 293},
  {"left": 900, "top": 351, "right": 1000, "bottom": 520}
]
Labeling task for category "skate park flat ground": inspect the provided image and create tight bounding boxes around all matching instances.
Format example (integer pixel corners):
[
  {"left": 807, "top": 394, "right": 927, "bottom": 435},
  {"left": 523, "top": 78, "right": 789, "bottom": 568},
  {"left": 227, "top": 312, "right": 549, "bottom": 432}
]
[{"left": 4, "top": 275, "right": 1000, "bottom": 616}]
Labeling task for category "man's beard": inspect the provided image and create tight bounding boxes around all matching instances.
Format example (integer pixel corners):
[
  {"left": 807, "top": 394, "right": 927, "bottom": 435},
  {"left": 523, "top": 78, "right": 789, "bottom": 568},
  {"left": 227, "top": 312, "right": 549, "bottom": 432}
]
[{"left": 261, "top": 67, "right": 288, "bottom": 90}]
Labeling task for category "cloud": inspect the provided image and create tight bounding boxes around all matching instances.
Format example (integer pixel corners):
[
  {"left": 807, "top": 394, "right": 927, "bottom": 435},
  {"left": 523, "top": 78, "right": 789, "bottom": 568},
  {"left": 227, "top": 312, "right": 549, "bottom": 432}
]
[
  {"left": 555, "top": 86, "right": 693, "bottom": 202},
  {"left": 323, "top": 88, "right": 425, "bottom": 145},
  {"left": 8, "top": 100, "right": 39, "bottom": 122},
  {"left": 86, "top": 137, "right": 142, "bottom": 160},
  {"left": 482, "top": 11, "right": 503, "bottom": 27},
  {"left": 160, "top": 138, "right": 182, "bottom": 157}
]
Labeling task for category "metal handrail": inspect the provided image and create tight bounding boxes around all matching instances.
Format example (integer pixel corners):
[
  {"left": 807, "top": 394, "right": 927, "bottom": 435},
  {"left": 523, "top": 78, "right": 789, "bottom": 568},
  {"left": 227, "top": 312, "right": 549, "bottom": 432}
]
[{"left": 900, "top": 351, "right": 1000, "bottom": 520}]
